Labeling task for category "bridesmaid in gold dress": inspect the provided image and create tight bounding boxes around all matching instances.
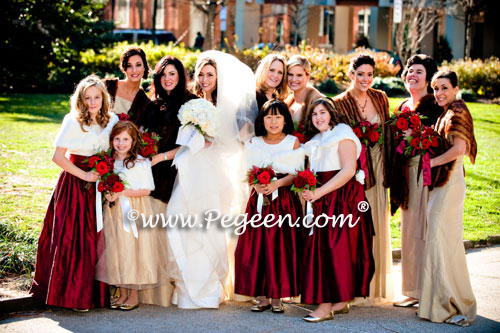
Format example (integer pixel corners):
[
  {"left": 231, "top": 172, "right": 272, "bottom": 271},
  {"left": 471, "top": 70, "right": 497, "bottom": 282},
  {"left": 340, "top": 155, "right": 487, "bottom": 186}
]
[
  {"left": 391, "top": 54, "right": 440, "bottom": 307},
  {"left": 418, "top": 70, "right": 477, "bottom": 326},
  {"left": 332, "top": 54, "right": 394, "bottom": 304},
  {"left": 103, "top": 46, "right": 150, "bottom": 124}
]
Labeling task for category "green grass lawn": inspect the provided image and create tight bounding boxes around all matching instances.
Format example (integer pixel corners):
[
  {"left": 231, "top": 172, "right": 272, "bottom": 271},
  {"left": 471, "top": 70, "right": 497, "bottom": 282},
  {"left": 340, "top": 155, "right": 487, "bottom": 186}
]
[{"left": 1, "top": 94, "right": 499, "bottom": 275}]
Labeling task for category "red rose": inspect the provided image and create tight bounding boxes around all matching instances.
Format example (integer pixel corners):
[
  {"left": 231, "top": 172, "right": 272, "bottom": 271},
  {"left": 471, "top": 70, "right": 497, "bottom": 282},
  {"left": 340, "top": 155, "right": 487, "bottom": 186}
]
[
  {"left": 353, "top": 127, "right": 362, "bottom": 138},
  {"left": 293, "top": 176, "right": 307, "bottom": 189},
  {"left": 298, "top": 170, "right": 309, "bottom": 178},
  {"left": 292, "top": 131, "right": 306, "bottom": 144},
  {"left": 410, "top": 137, "right": 420, "bottom": 149},
  {"left": 370, "top": 131, "right": 380, "bottom": 143},
  {"left": 118, "top": 113, "right": 130, "bottom": 121},
  {"left": 421, "top": 138, "right": 431, "bottom": 150},
  {"left": 409, "top": 115, "right": 421, "bottom": 128},
  {"left": 112, "top": 182, "right": 124, "bottom": 193},
  {"left": 88, "top": 156, "right": 100, "bottom": 168},
  {"left": 106, "top": 174, "right": 120, "bottom": 185},
  {"left": 396, "top": 118, "right": 409, "bottom": 131},
  {"left": 257, "top": 171, "right": 271, "bottom": 184},
  {"left": 306, "top": 174, "right": 317, "bottom": 187},
  {"left": 97, "top": 182, "right": 105, "bottom": 192},
  {"left": 431, "top": 136, "right": 439, "bottom": 147},
  {"left": 96, "top": 161, "right": 109, "bottom": 176}
]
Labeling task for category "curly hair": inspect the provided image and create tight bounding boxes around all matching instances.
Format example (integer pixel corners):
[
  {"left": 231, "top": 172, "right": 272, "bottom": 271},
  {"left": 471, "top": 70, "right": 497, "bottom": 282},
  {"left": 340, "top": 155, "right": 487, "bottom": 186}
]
[
  {"left": 401, "top": 54, "right": 438, "bottom": 94},
  {"left": 305, "top": 97, "right": 346, "bottom": 135},
  {"left": 193, "top": 57, "right": 217, "bottom": 105},
  {"left": 120, "top": 46, "right": 150, "bottom": 79},
  {"left": 254, "top": 100, "right": 294, "bottom": 136},
  {"left": 109, "top": 121, "right": 143, "bottom": 169},
  {"left": 255, "top": 54, "right": 289, "bottom": 101},
  {"left": 71, "top": 75, "right": 111, "bottom": 131},
  {"left": 348, "top": 53, "right": 375, "bottom": 73}
]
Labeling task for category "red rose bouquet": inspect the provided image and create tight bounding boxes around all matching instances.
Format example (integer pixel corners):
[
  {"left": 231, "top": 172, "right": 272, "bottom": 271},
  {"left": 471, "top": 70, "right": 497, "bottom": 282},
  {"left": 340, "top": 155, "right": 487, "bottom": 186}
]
[
  {"left": 85, "top": 150, "right": 126, "bottom": 206},
  {"left": 396, "top": 125, "right": 440, "bottom": 158},
  {"left": 140, "top": 130, "right": 161, "bottom": 159},
  {"left": 117, "top": 113, "right": 131, "bottom": 122},
  {"left": 387, "top": 106, "right": 423, "bottom": 139},
  {"left": 351, "top": 120, "right": 383, "bottom": 147},
  {"left": 246, "top": 165, "right": 276, "bottom": 186},
  {"left": 291, "top": 168, "right": 320, "bottom": 194}
]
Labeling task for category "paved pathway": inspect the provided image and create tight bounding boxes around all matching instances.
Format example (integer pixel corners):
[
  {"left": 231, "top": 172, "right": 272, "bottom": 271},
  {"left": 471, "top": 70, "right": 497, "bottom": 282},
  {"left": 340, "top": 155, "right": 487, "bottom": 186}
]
[{"left": 1, "top": 246, "right": 500, "bottom": 332}]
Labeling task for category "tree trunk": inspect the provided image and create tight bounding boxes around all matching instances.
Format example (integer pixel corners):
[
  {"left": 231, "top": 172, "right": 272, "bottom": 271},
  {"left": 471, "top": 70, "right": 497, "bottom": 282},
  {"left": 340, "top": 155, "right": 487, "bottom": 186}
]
[
  {"left": 138, "top": 0, "right": 144, "bottom": 30},
  {"left": 205, "top": 2, "right": 217, "bottom": 50},
  {"left": 464, "top": 8, "right": 472, "bottom": 58},
  {"left": 152, "top": 0, "right": 157, "bottom": 44}
]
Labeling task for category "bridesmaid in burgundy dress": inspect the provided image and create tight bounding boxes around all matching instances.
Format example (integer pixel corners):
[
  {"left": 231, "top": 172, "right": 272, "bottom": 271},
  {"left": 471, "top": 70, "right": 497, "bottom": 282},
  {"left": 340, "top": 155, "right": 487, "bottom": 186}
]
[
  {"left": 301, "top": 97, "right": 375, "bottom": 322},
  {"left": 234, "top": 100, "right": 304, "bottom": 313},
  {"left": 30, "top": 75, "right": 118, "bottom": 311}
]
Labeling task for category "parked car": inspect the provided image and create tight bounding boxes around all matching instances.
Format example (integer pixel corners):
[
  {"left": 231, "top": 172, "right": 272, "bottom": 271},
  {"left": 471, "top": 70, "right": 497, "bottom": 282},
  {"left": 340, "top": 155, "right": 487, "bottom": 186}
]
[{"left": 113, "top": 29, "right": 176, "bottom": 45}]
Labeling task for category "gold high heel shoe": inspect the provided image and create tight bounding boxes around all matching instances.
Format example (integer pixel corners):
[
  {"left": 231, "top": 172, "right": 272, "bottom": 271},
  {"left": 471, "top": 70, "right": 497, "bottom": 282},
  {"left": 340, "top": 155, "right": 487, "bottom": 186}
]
[
  {"left": 110, "top": 300, "right": 123, "bottom": 310},
  {"left": 333, "top": 303, "right": 350, "bottom": 315},
  {"left": 271, "top": 302, "right": 284, "bottom": 313},
  {"left": 302, "top": 311, "right": 334, "bottom": 323},
  {"left": 119, "top": 302, "right": 140, "bottom": 311}
]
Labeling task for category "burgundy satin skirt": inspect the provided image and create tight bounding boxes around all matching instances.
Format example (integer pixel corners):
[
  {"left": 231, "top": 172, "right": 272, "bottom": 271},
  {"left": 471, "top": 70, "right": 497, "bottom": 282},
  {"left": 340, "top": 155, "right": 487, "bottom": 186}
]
[
  {"left": 301, "top": 170, "right": 375, "bottom": 304},
  {"left": 30, "top": 154, "right": 109, "bottom": 309},
  {"left": 234, "top": 182, "right": 303, "bottom": 298}
]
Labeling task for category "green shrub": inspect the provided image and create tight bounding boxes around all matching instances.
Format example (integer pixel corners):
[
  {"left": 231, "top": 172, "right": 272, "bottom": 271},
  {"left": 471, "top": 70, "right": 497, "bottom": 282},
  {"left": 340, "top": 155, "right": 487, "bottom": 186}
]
[
  {"left": 79, "top": 42, "right": 401, "bottom": 88},
  {"left": 460, "top": 88, "right": 478, "bottom": 102},
  {"left": 318, "top": 79, "right": 340, "bottom": 94},
  {"left": 0, "top": 222, "right": 37, "bottom": 275},
  {"left": 372, "top": 77, "right": 407, "bottom": 97},
  {"left": 441, "top": 57, "right": 500, "bottom": 98}
]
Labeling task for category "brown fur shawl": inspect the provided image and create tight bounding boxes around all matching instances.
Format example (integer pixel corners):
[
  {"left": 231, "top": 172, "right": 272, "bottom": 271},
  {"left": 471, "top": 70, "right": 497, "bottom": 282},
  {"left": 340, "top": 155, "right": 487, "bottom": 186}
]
[
  {"left": 104, "top": 78, "right": 150, "bottom": 125},
  {"left": 332, "top": 88, "right": 392, "bottom": 190},
  {"left": 285, "top": 85, "right": 324, "bottom": 125}
]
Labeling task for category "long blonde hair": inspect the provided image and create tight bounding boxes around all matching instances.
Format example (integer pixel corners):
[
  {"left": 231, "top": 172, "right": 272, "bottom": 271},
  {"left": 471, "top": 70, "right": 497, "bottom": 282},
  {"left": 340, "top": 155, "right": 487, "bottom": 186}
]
[
  {"left": 71, "top": 75, "right": 111, "bottom": 131},
  {"left": 193, "top": 57, "right": 217, "bottom": 105},
  {"left": 255, "top": 54, "right": 288, "bottom": 101}
]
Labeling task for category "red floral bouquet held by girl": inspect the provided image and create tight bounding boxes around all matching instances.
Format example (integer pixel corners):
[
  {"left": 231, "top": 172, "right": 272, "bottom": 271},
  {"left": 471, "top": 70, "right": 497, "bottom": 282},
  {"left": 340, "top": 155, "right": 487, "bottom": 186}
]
[
  {"left": 291, "top": 168, "right": 319, "bottom": 194},
  {"left": 86, "top": 150, "right": 126, "bottom": 207},
  {"left": 246, "top": 165, "right": 277, "bottom": 212}
]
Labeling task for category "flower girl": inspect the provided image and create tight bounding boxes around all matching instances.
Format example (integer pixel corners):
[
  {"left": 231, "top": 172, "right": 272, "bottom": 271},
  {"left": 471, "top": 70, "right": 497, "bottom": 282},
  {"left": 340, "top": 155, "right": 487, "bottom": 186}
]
[
  {"left": 234, "top": 100, "right": 304, "bottom": 313},
  {"left": 96, "top": 121, "right": 169, "bottom": 311}
]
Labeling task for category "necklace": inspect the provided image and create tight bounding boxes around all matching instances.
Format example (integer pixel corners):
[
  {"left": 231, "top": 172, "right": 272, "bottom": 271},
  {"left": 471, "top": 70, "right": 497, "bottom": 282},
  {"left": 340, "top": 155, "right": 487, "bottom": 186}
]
[{"left": 355, "top": 96, "right": 368, "bottom": 119}]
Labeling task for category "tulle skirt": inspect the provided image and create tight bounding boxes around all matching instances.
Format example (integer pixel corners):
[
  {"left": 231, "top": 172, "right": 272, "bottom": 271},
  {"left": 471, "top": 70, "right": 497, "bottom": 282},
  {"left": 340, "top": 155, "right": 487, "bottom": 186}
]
[
  {"left": 30, "top": 154, "right": 109, "bottom": 309},
  {"left": 234, "top": 184, "right": 303, "bottom": 298},
  {"left": 301, "top": 170, "right": 375, "bottom": 304}
]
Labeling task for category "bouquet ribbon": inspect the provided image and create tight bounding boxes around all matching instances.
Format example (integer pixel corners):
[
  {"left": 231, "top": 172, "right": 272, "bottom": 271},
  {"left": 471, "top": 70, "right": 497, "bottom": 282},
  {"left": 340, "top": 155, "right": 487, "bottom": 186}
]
[
  {"left": 256, "top": 177, "right": 278, "bottom": 214},
  {"left": 306, "top": 201, "right": 314, "bottom": 236},
  {"left": 96, "top": 181, "right": 103, "bottom": 233},
  {"left": 120, "top": 196, "right": 138, "bottom": 238},
  {"left": 396, "top": 140, "right": 406, "bottom": 154},
  {"left": 422, "top": 152, "right": 431, "bottom": 186},
  {"left": 360, "top": 145, "right": 369, "bottom": 180},
  {"left": 176, "top": 125, "right": 205, "bottom": 154}
]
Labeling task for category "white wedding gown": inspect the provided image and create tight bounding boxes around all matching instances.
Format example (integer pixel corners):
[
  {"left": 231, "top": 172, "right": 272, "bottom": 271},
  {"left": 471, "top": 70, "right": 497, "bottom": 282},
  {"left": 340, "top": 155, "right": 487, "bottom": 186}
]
[{"left": 166, "top": 51, "right": 257, "bottom": 309}]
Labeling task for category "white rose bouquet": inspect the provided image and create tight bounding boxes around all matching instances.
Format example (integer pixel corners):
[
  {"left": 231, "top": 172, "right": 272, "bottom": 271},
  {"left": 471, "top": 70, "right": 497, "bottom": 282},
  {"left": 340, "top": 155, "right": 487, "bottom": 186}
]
[{"left": 178, "top": 98, "right": 220, "bottom": 139}]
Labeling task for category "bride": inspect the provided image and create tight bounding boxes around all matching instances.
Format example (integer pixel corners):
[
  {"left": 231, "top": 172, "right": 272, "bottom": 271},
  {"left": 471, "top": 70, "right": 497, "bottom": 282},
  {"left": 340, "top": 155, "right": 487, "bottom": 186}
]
[{"left": 166, "top": 51, "right": 258, "bottom": 309}]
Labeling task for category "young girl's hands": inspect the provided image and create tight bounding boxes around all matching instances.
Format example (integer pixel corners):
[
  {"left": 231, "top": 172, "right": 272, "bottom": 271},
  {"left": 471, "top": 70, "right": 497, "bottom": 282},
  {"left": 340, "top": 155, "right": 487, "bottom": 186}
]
[
  {"left": 253, "top": 184, "right": 266, "bottom": 194},
  {"left": 260, "top": 181, "right": 280, "bottom": 196},
  {"left": 302, "top": 189, "right": 322, "bottom": 203},
  {"left": 105, "top": 192, "right": 121, "bottom": 202}
]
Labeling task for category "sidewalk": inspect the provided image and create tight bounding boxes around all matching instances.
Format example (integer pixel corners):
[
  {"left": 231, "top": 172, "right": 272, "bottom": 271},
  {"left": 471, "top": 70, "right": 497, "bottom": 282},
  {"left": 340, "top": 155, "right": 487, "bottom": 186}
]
[{"left": 1, "top": 246, "right": 500, "bottom": 332}]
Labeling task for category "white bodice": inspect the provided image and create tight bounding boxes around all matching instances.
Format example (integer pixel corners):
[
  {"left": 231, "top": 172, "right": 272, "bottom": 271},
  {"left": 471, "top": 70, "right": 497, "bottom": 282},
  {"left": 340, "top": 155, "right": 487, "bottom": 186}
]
[
  {"left": 245, "top": 134, "right": 304, "bottom": 174},
  {"left": 305, "top": 123, "right": 362, "bottom": 172},
  {"left": 53, "top": 112, "right": 119, "bottom": 156},
  {"left": 113, "top": 157, "right": 155, "bottom": 191}
]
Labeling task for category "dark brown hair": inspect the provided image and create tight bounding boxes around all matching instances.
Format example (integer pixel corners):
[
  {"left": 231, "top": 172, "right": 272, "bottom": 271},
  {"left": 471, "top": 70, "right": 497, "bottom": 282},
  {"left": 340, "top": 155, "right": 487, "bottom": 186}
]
[
  {"left": 109, "top": 121, "right": 142, "bottom": 169},
  {"left": 151, "top": 56, "right": 188, "bottom": 101},
  {"left": 120, "top": 46, "right": 150, "bottom": 79},
  {"left": 401, "top": 54, "right": 438, "bottom": 94},
  {"left": 431, "top": 70, "right": 459, "bottom": 88},
  {"left": 305, "top": 97, "right": 345, "bottom": 135},
  {"left": 349, "top": 53, "right": 375, "bottom": 72}
]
